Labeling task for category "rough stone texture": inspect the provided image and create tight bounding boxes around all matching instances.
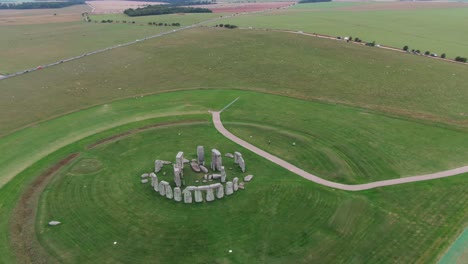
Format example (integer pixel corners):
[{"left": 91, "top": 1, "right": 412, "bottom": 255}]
[
  {"left": 183, "top": 189, "right": 192, "bottom": 203},
  {"left": 238, "top": 157, "right": 246, "bottom": 173},
  {"left": 220, "top": 166, "right": 227, "bottom": 183},
  {"left": 174, "top": 187, "right": 182, "bottom": 201},
  {"left": 191, "top": 163, "right": 201, "bottom": 173},
  {"left": 244, "top": 175, "right": 254, "bottom": 182},
  {"left": 194, "top": 188, "right": 203, "bottom": 203},
  {"left": 154, "top": 160, "right": 163, "bottom": 173},
  {"left": 216, "top": 184, "right": 224, "bottom": 198},
  {"left": 206, "top": 188, "right": 215, "bottom": 202},
  {"left": 225, "top": 153, "right": 234, "bottom": 158},
  {"left": 197, "top": 145, "right": 205, "bottom": 165},
  {"left": 141, "top": 179, "right": 149, "bottom": 184},
  {"left": 211, "top": 149, "right": 222, "bottom": 171},
  {"left": 198, "top": 185, "right": 210, "bottom": 191},
  {"left": 176, "top": 151, "right": 184, "bottom": 169},
  {"left": 165, "top": 184, "right": 173, "bottom": 199},
  {"left": 239, "top": 182, "right": 245, "bottom": 189},
  {"left": 48, "top": 221, "right": 61, "bottom": 226},
  {"left": 233, "top": 177, "right": 239, "bottom": 191},
  {"left": 162, "top": 160, "right": 172, "bottom": 165},
  {"left": 149, "top": 173, "right": 158, "bottom": 187},
  {"left": 225, "top": 181, "right": 234, "bottom": 195},
  {"left": 234, "top": 152, "right": 242, "bottom": 164},
  {"left": 141, "top": 173, "right": 149, "bottom": 178},
  {"left": 212, "top": 174, "right": 221, "bottom": 180},
  {"left": 199, "top": 165, "right": 208, "bottom": 173},
  {"left": 174, "top": 166, "right": 182, "bottom": 187},
  {"left": 158, "top": 181, "right": 167, "bottom": 196},
  {"left": 183, "top": 158, "right": 190, "bottom": 164}
]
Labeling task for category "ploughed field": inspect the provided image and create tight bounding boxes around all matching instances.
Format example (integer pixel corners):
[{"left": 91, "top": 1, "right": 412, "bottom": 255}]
[{"left": 0, "top": 24, "right": 467, "bottom": 263}]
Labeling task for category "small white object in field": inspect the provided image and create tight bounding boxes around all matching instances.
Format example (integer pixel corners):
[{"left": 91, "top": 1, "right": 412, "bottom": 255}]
[
  {"left": 292, "top": 142, "right": 296, "bottom": 146},
  {"left": 114, "top": 241, "right": 117, "bottom": 245},
  {"left": 250, "top": 136, "right": 252, "bottom": 138},
  {"left": 229, "top": 249, "right": 232, "bottom": 253},
  {"left": 178, "top": 133, "right": 181, "bottom": 136}
]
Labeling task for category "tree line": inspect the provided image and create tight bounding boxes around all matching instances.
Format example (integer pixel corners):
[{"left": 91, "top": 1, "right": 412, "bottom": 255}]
[
  {"left": 403, "top": 45, "right": 466, "bottom": 63},
  {"left": 298, "top": 0, "right": 331, "bottom": 3},
  {"left": 124, "top": 5, "right": 212, "bottom": 17},
  {"left": 0, "top": 1, "right": 84, "bottom": 9}
]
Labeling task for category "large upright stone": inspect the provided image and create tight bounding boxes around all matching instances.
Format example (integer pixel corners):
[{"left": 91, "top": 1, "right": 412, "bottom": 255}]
[
  {"left": 211, "top": 149, "right": 222, "bottom": 171},
  {"left": 158, "top": 181, "right": 167, "bottom": 196},
  {"left": 233, "top": 177, "right": 239, "bottom": 191},
  {"left": 165, "top": 184, "right": 173, "bottom": 199},
  {"left": 150, "top": 173, "right": 158, "bottom": 187},
  {"left": 206, "top": 188, "right": 215, "bottom": 202},
  {"left": 174, "top": 165, "right": 182, "bottom": 187},
  {"left": 220, "top": 166, "right": 227, "bottom": 183},
  {"left": 234, "top": 152, "right": 242, "bottom": 164},
  {"left": 194, "top": 187, "right": 203, "bottom": 203},
  {"left": 213, "top": 183, "right": 223, "bottom": 199},
  {"left": 238, "top": 157, "right": 246, "bottom": 173},
  {"left": 225, "top": 181, "right": 234, "bottom": 195},
  {"left": 183, "top": 189, "right": 192, "bottom": 203},
  {"left": 197, "top": 146, "right": 205, "bottom": 165},
  {"left": 176, "top": 151, "right": 184, "bottom": 170},
  {"left": 174, "top": 187, "right": 182, "bottom": 202},
  {"left": 154, "top": 160, "right": 163, "bottom": 173}
]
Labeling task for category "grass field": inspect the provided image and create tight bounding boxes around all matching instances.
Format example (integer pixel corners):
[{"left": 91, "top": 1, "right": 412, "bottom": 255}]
[{"left": 217, "top": 5, "right": 468, "bottom": 58}]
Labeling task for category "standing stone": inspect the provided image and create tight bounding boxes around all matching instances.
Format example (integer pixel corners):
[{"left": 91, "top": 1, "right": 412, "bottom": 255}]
[
  {"left": 233, "top": 177, "right": 239, "bottom": 191},
  {"left": 149, "top": 173, "right": 158, "bottom": 187},
  {"left": 194, "top": 187, "right": 203, "bottom": 203},
  {"left": 238, "top": 157, "right": 246, "bottom": 173},
  {"left": 216, "top": 184, "right": 224, "bottom": 199},
  {"left": 158, "top": 181, "right": 167, "bottom": 196},
  {"left": 220, "top": 166, "right": 227, "bottom": 183},
  {"left": 174, "top": 165, "right": 182, "bottom": 187},
  {"left": 225, "top": 181, "right": 234, "bottom": 195},
  {"left": 234, "top": 152, "right": 242, "bottom": 164},
  {"left": 174, "top": 187, "right": 182, "bottom": 202},
  {"left": 183, "top": 189, "right": 192, "bottom": 204},
  {"left": 165, "top": 184, "right": 173, "bottom": 199},
  {"left": 206, "top": 188, "right": 215, "bottom": 202},
  {"left": 197, "top": 146, "right": 205, "bottom": 165},
  {"left": 211, "top": 149, "right": 222, "bottom": 171},
  {"left": 154, "top": 160, "right": 163, "bottom": 173},
  {"left": 176, "top": 151, "right": 184, "bottom": 170}
]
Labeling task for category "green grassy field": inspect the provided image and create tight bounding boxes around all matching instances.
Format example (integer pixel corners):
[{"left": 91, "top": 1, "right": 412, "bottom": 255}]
[
  {"left": 89, "top": 13, "right": 222, "bottom": 26},
  {"left": 217, "top": 6, "right": 468, "bottom": 58}
]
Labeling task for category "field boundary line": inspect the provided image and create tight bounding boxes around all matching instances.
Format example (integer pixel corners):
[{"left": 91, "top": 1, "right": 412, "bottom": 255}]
[
  {"left": 212, "top": 111, "right": 468, "bottom": 191},
  {"left": 220, "top": 97, "right": 240, "bottom": 113}
]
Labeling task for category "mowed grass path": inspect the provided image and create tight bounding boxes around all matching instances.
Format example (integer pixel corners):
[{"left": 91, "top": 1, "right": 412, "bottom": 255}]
[
  {"left": 1, "top": 28, "right": 468, "bottom": 137},
  {"left": 33, "top": 124, "right": 468, "bottom": 263},
  {"left": 218, "top": 6, "right": 468, "bottom": 58}
]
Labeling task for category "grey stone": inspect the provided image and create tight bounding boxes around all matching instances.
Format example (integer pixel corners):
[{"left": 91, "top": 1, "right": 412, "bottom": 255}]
[
  {"left": 154, "top": 160, "right": 163, "bottom": 173},
  {"left": 141, "top": 173, "right": 149, "bottom": 178},
  {"left": 233, "top": 177, "right": 239, "bottom": 191},
  {"left": 163, "top": 171, "right": 167, "bottom": 176},
  {"left": 197, "top": 146, "right": 205, "bottom": 165},
  {"left": 141, "top": 179, "right": 149, "bottom": 184},
  {"left": 165, "top": 184, "right": 173, "bottom": 199},
  {"left": 220, "top": 166, "right": 227, "bottom": 183},
  {"left": 176, "top": 151, "right": 184, "bottom": 169},
  {"left": 191, "top": 163, "right": 201, "bottom": 172},
  {"left": 212, "top": 174, "right": 221, "bottom": 180},
  {"left": 174, "top": 187, "right": 182, "bottom": 202},
  {"left": 183, "top": 189, "right": 192, "bottom": 203},
  {"left": 162, "top": 160, "right": 172, "bottom": 165},
  {"left": 206, "top": 188, "right": 215, "bottom": 202},
  {"left": 202, "top": 180, "right": 207, "bottom": 183},
  {"left": 48, "top": 221, "right": 61, "bottom": 226},
  {"left": 199, "top": 165, "right": 208, "bottom": 173},
  {"left": 195, "top": 180, "right": 199, "bottom": 183},
  {"left": 238, "top": 157, "right": 246, "bottom": 173},
  {"left": 211, "top": 149, "right": 222, "bottom": 171},
  {"left": 225, "top": 181, "right": 234, "bottom": 195},
  {"left": 191, "top": 159, "right": 197, "bottom": 163},
  {"left": 198, "top": 185, "right": 210, "bottom": 191},
  {"left": 234, "top": 152, "right": 242, "bottom": 164},
  {"left": 183, "top": 158, "right": 190, "bottom": 164},
  {"left": 239, "top": 182, "right": 245, "bottom": 190},
  {"left": 225, "top": 153, "right": 234, "bottom": 158},
  {"left": 216, "top": 184, "right": 224, "bottom": 198},
  {"left": 208, "top": 175, "right": 213, "bottom": 180},
  {"left": 194, "top": 188, "right": 203, "bottom": 203},
  {"left": 174, "top": 166, "right": 182, "bottom": 187},
  {"left": 186, "top": 186, "right": 197, "bottom": 191},
  {"left": 158, "top": 181, "right": 166, "bottom": 196},
  {"left": 203, "top": 174, "right": 208, "bottom": 180},
  {"left": 210, "top": 183, "right": 222, "bottom": 189},
  {"left": 244, "top": 175, "right": 254, "bottom": 182},
  {"left": 150, "top": 173, "right": 158, "bottom": 187}
]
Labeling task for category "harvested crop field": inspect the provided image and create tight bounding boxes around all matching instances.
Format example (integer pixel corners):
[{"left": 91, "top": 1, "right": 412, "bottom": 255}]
[
  {"left": 0, "top": 5, "right": 89, "bottom": 25},
  {"left": 336, "top": 1, "right": 468, "bottom": 11},
  {"left": 197, "top": 2, "right": 295, "bottom": 13},
  {"left": 86, "top": 1, "right": 165, "bottom": 14}
]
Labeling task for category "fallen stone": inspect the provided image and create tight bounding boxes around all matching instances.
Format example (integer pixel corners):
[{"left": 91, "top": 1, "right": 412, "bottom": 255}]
[
  {"left": 191, "top": 159, "right": 197, "bottom": 163},
  {"left": 202, "top": 180, "right": 207, "bottom": 183},
  {"left": 244, "top": 175, "right": 254, "bottom": 182},
  {"left": 141, "top": 173, "right": 149, "bottom": 178},
  {"left": 239, "top": 182, "right": 245, "bottom": 190},
  {"left": 199, "top": 165, "right": 208, "bottom": 173},
  {"left": 162, "top": 160, "right": 172, "bottom": 165},
  {"left": 195, "top": 180, "right": 199, "bottom": 183},
  {"left": 183, "top": 158, "right": 190, "bottom": 164},
  {"left": 48, "top": 221, "right": 61, "bottom": 226},
  {"left": 190, "top": 162, "right": 201, "bottom": 173},
  {"left": 225, "top": 153, "right": 234, "bottom": 158},
  {"left": 141, "top": 179, "right": 149, "bottom": 184},
  {"left": 212, "top": 174, "right": 221, "bottom": 179}
]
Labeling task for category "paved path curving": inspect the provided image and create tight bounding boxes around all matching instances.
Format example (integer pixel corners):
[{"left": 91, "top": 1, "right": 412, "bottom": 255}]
[{"left": 212, "top": 111, "right": 468, "bottom": 191}]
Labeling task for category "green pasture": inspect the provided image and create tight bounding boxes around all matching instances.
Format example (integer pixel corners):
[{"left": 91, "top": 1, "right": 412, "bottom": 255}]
[
  {"left": 218, "top": 6, "right": 468, "bottom": 58},
  {"left": 1, "top": 28, "right": 468, "bottom": 138},
  {"left": 89, "top": 13, "right": 222, "bottom": 26},
  {"left": 289, "top": 2, "right": 370, "bottom": 9}
]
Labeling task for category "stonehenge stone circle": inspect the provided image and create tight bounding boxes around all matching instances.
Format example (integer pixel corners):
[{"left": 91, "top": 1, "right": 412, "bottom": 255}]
[
  {"left": 220, "top": 166, "right": 227, "bottom": 183},
  {"left": 176, "top": 151, "right": 184, "bottom": 169},
  {"left": 154, "top": 160, "right": 163, "bottom": 173},
  {"left": 183, "top": 189, "right": 192, "bottom": 203},
  {"left": 158, "top": 181, "right": 167, "bottom": 196},
  {"left": 194, "top": 188, "right": 203, "bottom": 203},
  {"left": 197, "top": 146, "right": 205, "bottom": 165},
  {"left": 238, "top": 157, "right": 246, "bottom": 173},
  {"left": 225, "top": 181, "right": 234, "bottom": 195},
  {"left": 150, "top": 173, "right": 158, "bottom": 187},
  {"left": 234, "top": 152, "right": 242, "bottom": 164},
  {"left": 173, "top": 166, "right": 182, "bottom": 187},
  {"left": 211, "top": 149, "right": 222, "bottom": 171},
  {"left": 165, "top": 184, "right": 173, "bottom": 199},
  {"left": 206, "top": 188, "right": 215, "bottom": 202},
  {"left": 244, "top": 175, "right": 254, "bottom": 182},
  {"left": 233, "top": 177, "right": 239, "bottom": 191},
  {"left": 174, "top": 187, "right": 182, "bottom": 202}
]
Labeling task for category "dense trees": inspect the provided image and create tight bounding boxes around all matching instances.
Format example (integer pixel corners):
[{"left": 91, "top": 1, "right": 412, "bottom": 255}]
[
  {"left": 124, "top": 5, "right": 212, "bottom": 16},
  {"left": 455, "top": 56, "right": 467, "bottom": 63}
]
